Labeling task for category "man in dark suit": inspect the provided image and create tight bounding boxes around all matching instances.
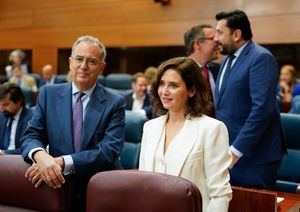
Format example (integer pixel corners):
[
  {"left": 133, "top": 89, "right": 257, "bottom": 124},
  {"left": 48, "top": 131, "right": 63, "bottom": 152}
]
[
  {"left": 21, "top": 35, "right": 125, "bottom": 211},
  {"left": 214, "top": 10, "right": 286, "bottom": 189},
  {"left": 125, "top": 72, "right": 153, "bottom": 119},
  {"left": 184, "top": 24, "right": 220, "bottom": 116},
  {"left": 0, "top": 83, "right": 33, "bottom": 154},
  {"left": 39, "top": 64, "right": 67, "bottom": 87}
]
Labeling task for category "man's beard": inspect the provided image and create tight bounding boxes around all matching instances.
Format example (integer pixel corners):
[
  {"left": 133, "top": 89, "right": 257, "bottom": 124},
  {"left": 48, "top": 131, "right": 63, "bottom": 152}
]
[{"left": 3, "top": 111, "right": 14, "bottom": 117}]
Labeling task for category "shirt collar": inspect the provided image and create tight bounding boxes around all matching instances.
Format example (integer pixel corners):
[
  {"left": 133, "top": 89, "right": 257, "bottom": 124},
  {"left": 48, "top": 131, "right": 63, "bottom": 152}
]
[
  {"left": 13, "top": 107, "right": 23, "bottom": 121},
  {"left": 132, "top": 92, "right": 146, "bottom": 101},
  {"left": 233, "top": 41, "right": 249, "bottom": 59},
  {"left": 72, "top": 82, "right": 96, "bottom": 97}
]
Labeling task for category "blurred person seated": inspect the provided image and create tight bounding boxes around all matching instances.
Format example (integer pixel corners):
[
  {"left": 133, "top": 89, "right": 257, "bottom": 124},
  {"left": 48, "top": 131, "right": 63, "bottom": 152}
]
[
  {"left": 9, "top": 65, "right": 38, "bottom": 92},
  {"left": 125, "top": 72, "right": 154, "bottom": 119},
  {"left": 139, "top": 57, "right": 232, "bottom": 212},
  {"left": 5, "top": 49, "right": 31, "bottom": 78},
  {"left": 39, "top": 64, "right": 67, "bottom": 87},
  {"left": 0, "top": 83, "right": 33, "bottom": 154},
  {"left": 277, "top": 65, "right": 300, "bottom": 112},
  {"left": 144, "top": 66, "right": 158, "bottom": 92}
]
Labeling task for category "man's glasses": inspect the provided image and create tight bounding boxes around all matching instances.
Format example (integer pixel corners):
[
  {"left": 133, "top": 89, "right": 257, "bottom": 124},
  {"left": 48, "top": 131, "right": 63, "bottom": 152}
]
[
  {"left": 71, "top": 56, "right": 103, "bottom": 66},
  {"left": 200, "top": 37, "right": 215, "bottom": 41}
]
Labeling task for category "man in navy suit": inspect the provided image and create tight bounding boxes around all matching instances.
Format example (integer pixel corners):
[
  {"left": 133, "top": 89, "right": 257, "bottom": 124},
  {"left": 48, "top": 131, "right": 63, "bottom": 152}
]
[
  {"left": 0, "top": 83, "right": 32, "bottom": 154},
  {"left": 124, "top": 72, "right": 153, "bottom": 119},
  {"left": 38, "top": 64, "right": 67, "bottom": 87},
  {"left": 214, "top": 10, "right": 286, "bottom": 189},
  {"left": 184, "top": 24, "right": 219, "bottom": 117},
  {"left": 21, "top": 35, "right": 126, "bottom": 210}
]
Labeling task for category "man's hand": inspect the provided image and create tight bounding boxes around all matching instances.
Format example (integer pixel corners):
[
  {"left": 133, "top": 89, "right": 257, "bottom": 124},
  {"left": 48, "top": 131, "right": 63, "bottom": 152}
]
[
  {"left": 25, "top": 163, "right": 44, "bottom": 188},
  {"left": 229, "top": 151, "right": 240, "bottom": 169},
  {"left": 33, "top": 150, "right": 65, "bottom": 189}
]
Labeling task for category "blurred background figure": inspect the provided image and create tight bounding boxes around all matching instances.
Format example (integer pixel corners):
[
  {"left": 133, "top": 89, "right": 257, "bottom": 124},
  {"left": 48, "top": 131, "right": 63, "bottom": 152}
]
[
  {"left": 39, "top": 64, "right": 67, "bottom": 87},
  {"left": 125, "top": 72, "right": 153, "bottom": 119},
  {"left": 9, "top": 65, "right": 37, "bottom": 92},
  {"left": 277, "top": 65, "right": 300, "bottom": 112},
  {"left": 144, "top": 66, "right": 158, "bottom": 92},
  {"left": 0, "top": 83, "right": 33, "bottom": 154},
  {"left": 5, "top": 49, "right": 31, "bottom": 78}
]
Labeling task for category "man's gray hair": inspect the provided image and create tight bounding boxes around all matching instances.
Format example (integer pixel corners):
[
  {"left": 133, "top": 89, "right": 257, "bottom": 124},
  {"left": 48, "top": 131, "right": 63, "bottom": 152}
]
[
  {"left": 184, "top": 24, "right": 213, "bottom": 56},
  {"left": 71, "top": 35, "right": 107, "bottom": 61},
  {"left": 10, "top": 49, "right": 26, "bottom": 60}
]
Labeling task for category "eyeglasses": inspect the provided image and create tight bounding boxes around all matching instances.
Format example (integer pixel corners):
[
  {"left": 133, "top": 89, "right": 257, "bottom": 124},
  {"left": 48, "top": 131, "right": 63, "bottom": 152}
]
[
  {"left": 71, "top": 56, "right": 103, "bottom": 66},
  {"left": 200, "top": 37, "right": 215, "bottom": 41}
]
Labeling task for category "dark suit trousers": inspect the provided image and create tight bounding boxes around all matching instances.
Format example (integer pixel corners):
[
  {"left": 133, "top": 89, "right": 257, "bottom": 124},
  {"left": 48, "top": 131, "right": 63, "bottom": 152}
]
[{"left": 229, "top": 159, "right": 281, "bottom": 190}]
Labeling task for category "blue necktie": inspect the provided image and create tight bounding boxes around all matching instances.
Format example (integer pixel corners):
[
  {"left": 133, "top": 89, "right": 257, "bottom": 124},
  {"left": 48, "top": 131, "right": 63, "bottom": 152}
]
[
  {"left": 3, "top": 118, "right": 13, "bottom": 150},
  {"left": 73, "top": 92, "right": 85, "bottom": 152},
  {"left": 220, "top": 55, "right": 235, "bottom": 91}
]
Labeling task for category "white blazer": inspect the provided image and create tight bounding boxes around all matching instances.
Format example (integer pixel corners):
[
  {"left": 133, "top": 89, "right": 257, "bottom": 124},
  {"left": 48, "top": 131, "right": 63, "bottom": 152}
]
[{"left": 139, "top": 115, "right": 232, "bottom": 212}]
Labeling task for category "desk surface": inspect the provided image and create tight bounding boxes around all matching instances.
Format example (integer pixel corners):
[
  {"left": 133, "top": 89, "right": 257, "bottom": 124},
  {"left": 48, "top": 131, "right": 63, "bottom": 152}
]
[{"left": 277, "top": 192, "right": 300, "bottom": 212}]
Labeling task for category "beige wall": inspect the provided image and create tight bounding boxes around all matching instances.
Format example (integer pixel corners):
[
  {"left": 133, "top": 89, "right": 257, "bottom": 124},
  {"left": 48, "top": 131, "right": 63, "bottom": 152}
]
[{"left": 0, "top": 0, "right": 299, "bottom": 72}]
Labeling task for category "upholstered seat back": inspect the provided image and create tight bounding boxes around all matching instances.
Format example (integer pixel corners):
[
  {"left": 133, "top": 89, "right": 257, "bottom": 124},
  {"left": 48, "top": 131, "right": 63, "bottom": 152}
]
[
  {"left": 86, "top": 170, "right": 202, "bottom": 212},
  {"left": 276, "top": 113, "right": 300, "bottom": 193},
  {"left": 0, "top": 155, "right": 67, "bottom": 212},
  {"left": 105, "top": 73, "right": 132, "bottom": 90},
  {"left": 120, "top": 111, "right": 147, "bottom": 169}
]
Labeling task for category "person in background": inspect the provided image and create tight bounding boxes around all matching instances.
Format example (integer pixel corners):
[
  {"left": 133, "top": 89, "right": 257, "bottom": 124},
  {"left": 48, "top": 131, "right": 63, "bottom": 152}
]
[
  {"left": 5, "top": 49, "right": 31, "bottom": 78},
  {"left": 125, "top": 72, "right": 153, "bottom": 119},
  {"left": 144, "top": 66, "right": 158, "bottom": 92},
  {"left": 139, "top": 57, "right": 232, "bottom": 212},
  {"left": 277, "top": 65, "right": 300, "bottom": 112},
  {"left": 39, "top": 64, "right": 67, "bottom": 87},
  {"left": 184, "top": 24, "right": 219, "bottom": 116},
  {"left": 21, "top": 35, "right": 125, "bottom": 211},
  {"left": 214, "top": 9, "right": 286, "bottom": 189},
  {"left": 0, "top": 83, "right": 33, "bottom": 154},
  {"left": 9, "top": 65, "right": 38, "bottom": 92}
]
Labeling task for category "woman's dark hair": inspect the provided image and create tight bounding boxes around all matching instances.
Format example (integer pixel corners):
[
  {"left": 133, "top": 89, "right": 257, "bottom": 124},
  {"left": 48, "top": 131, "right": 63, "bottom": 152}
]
[{"left": 151, "top": 57, "right": 211, "bottom": 118}]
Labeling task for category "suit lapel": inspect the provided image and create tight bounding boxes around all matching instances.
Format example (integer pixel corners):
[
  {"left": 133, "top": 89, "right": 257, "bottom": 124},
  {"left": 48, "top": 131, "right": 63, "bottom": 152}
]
[
  {"left": 217, "top": 41, "right": 253, "bottom": 105},
  {"left": 167, "top": 119, "right": 198, "bottom": 176},
  {"left": 81, "top": 84, "right": 107, "bottom": 150},
  {"left": 0, "top": 116, "right": 7, "bottom": 148},
  {"left": 56, "top": 84, "right": 74, "bottom": 151},
  {"left": 214, "top": 59, "right": 226, "bottom": 103},
  {"left": 146, "top": 115, "right": 167, "bottom": 171}
]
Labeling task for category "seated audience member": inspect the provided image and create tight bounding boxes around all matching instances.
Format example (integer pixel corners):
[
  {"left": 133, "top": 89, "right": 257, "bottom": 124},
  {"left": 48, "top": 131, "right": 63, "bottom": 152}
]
[
  {"left": 139, "top": 57, "right": 232, "bottom": 212},
  {"left": 144, "top": 66, "right": 158, "bottom": 92},
  {"left": 5, "top": 49, "right": 31, "bottom": 78},
  {"left": 289, "top": 95, "right": 300, "bottom": 114},
  {"left": 21, "top": 35, "right": 125, "bottom": 211},
  {"left": 125, "top": 72, "right": 153, "bottom": 119},
  {"left": 0, "top": 83, "right": 33, "bottom": 154},
  {"left": 277, "top": 65, "right": 300, "bottom": 112},
  {"left": 39, "top": 64, "right": 67, "bottom": 87},
  {"left": 9, "top": 65, "right": 38, "bottom": 92}
]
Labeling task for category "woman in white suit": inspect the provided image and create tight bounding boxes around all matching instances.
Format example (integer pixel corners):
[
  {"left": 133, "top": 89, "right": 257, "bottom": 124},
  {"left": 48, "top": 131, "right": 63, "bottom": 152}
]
[{"left": 139, "top": 57, "right": 232, "bottom": 212}]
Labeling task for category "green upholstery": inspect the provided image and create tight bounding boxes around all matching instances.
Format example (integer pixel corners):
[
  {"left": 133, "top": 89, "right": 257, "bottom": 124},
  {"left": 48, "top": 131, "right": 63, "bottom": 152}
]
[
  {"left": 276, "top": 113, "right": 300, "bottom": 193},
  {"left": 120, "top": 110, "right": 147, "bottom": 169}
]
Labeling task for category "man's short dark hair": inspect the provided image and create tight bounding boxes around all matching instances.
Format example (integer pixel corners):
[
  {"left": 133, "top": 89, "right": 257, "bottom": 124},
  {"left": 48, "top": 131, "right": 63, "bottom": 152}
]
[
  {"left": 0, "top": 83, "right": 26, "bottom": 107},
  {"left": 184, "top": 24, "right": 213, "bottom": 56},
  {"left": 216, "top": 9, "right": 252, "bottom": 40}
]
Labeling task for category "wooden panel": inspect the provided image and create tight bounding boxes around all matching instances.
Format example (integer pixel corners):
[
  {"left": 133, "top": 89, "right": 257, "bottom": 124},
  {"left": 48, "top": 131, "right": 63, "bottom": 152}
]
[
  {"left": 0, "top": 0, "right": 300, "bottom": 72},
  {"left": 32, "top": 48, "right": 57, "bottom": 74}
]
